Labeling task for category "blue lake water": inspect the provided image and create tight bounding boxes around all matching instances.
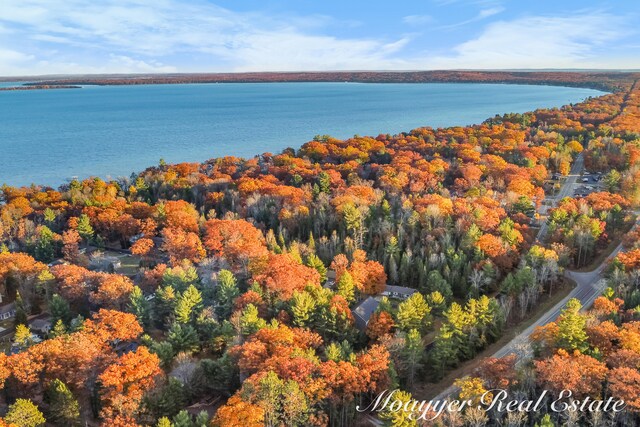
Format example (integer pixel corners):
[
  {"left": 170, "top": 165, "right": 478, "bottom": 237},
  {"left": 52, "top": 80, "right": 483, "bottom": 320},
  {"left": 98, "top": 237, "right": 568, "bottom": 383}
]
[{"left": 0, "top": 82, "right": 604, "bottom": 187}]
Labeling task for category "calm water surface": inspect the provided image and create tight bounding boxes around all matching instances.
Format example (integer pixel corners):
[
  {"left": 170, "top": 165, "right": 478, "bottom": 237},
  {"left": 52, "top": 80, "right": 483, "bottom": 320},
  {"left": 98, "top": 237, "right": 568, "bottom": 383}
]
[{"left": 0, "top": 82, "right": 604, "bottom": 186}]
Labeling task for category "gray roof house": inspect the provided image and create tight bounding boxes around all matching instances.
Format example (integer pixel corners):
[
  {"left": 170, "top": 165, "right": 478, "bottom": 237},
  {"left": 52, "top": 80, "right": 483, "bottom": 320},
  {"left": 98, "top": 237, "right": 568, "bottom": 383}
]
[
  {"left": 352, "top": 296, "right": 380, "bottom": 331},
  {"left": 382, "top": 285, "right": 417, "bottom": 300},
  {"left": 0, "top": 303, "right": 16, "bottom": 321},
  {"left": 29, "top": 317, "right": 53, "bottom": 335}
]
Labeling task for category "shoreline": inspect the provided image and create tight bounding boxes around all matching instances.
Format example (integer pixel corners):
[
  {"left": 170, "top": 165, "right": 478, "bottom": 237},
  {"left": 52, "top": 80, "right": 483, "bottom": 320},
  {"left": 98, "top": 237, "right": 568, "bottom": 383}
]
[{"left": 3, "top": 70, "right": 635, "bottom": 93}]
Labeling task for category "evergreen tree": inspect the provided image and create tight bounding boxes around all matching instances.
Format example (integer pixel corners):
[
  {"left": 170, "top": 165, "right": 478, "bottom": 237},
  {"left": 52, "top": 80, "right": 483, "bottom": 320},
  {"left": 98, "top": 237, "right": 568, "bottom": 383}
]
[
  {"left": 49, "top": 319, "right": 67, "bottom": 338},
  {"left": 14, "top": 291, "right": 29, "bottom": 326},
  {"left": 172, "top": 410, "right": 194, "bottom": 427},
  {"left": 399, "top": 251, "right": 411, "bottom": 285},
  {"left": 5, "top": 398, "right": 46, "bottom": 427},
  {"left": 76, "top": 213, "right": 94, "bottom": 244},
  {"left": 14, "top": 324, "right": 33, "bottom": 350},
  {"left": 396, "top": 293, "right": 431, "bottom": 332},
  {"left": 43, "top": 208, "right": 57, "bottom": 226},
  {"left": 167, "top": 322, "right": 200, "bottom": 354},
  {"left": 535, "top": 414, "right": 555, "bottom": 427},
  {"left": 423, "top": 270, "right": 453, "bottom": 301},
  {"left": 216, "top": 270, "right": 239, "bottom": 319},
  {"left": 150, "top": 340, "right": 175, "bottom": 369},
  {"left": 34, "top": 226, "right": 56, "bottom": 262},
  {"left": 194, "top": 410, "right": 209, "bottom": 427},
  {"left": 45, "top": 379, "right": 80, "bottom": 426},
  {"left": 325, "top": 342, "right": 343, "bottom": 362},
  {"left": 162, "top": 265, "right": 199, "bottom": 293},
  {"left": 156, "top": 417, "right": 172, "bottom": 427},
  {"left": 305, "top": 254, "right": 327, "bottom": 282},
  {"left": 239, "top": 304, "right": 266, "bottom": 335},
  {"left": 50, "top": 293, "right": 72, "bottom": 326},
  {"left": 379, "top": 390, "right": 418, "bottom": 427},
  {"left": 556, "top": 298, "right": 588, "bottom": 352},
  {"left": 429, "top": 324, "right": 458, "bottom": 380},
  {"left": 175, "top": 285, "right": 203, "bottom": 324},
  {"left": 155, "top": 285, "right": 177, "bottom": 326},
  {"left": 201, "top": 353, "right": 239, "bottom": 395},
  {"left": 335, "top": 270, "right": 355, "bottom": 304},
  {"left": 129, "top": 285, "right": 152, "bottom": 328},
  {"left": 318, "top": 171, "right": 331, "bottom": 194},
  {"left": 290, "top": 291, "right": 316, "bottom": 327},
  {"left": 307, "top": 232, "right": 316, "bottom": 251},
  {"left": 402, "top": 329, "right": 424, "bottom": 388},
  {"left": 146, "top": 377, "right": 186, "bottom": 419}
]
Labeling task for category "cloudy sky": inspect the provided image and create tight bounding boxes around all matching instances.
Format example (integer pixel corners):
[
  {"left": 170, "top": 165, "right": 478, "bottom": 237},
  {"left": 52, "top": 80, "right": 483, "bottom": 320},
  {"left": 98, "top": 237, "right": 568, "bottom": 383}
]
[{"left": 1, "top": 0, "right": 638, "bottom": 76}]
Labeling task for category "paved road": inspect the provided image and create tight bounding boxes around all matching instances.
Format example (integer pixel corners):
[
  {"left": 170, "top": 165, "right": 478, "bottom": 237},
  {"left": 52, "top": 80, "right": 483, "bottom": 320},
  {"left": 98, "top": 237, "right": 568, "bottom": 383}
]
[{"left": 535, "top": 153, "right": 584, "bottom": 243}]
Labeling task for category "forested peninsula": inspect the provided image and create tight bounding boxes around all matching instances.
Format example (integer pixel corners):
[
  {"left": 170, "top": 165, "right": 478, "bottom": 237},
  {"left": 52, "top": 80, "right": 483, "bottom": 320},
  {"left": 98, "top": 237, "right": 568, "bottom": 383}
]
[{"left": 10, "top": 70, "right": 634, "bottom": 92}]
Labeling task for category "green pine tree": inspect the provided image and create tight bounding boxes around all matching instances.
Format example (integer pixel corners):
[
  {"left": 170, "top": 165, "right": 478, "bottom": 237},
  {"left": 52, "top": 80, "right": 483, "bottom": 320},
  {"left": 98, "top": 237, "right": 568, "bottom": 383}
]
[
  {"left": 379, "top": 390, "right": 418, "bottom": 427},
  {"left": 535, "top": 414, "right": 556, "bottom": 427},
  {"left": 215, "top": 270, "right": 239, "bottom": 319},
  {"left": 402, "top": 329, "right": 424, "bottom": 388},
  {"left": 167, "top": 322, "right": 200, "bottom": 354},
  {"left": 14, "top": 291, "right": 29, "bottom": 326},
  {"left": 396, "top": 293, "right": 431, "bottom": 332},
  {"left": 194, "top": 411, "right": 209, "bottom": 427},
  {"left": 34, "top": 226, "right": 56, "bottom": 262},
  {"left": 45, "top": 379, "right": 80, "bottom": 426},
  {"left": 49, "top": 319, "right": 67, "bottom": 338},
  {"left": 129, "top": 285, "right": 152, "bottom": 328},
  {"left": 5, "top": 398, "right": 46, "bottom": 427},
  {"left": 175, "top": 285, "right": 203, "bottom": 324},
  {"left": 146, "top": 377, "right": 186, "bottom": 419},
  {"left": 172, "top": 410, "right": 194, "bottom": 427},
  {"left": 305, "top": 254, "right": 327, "bottom": 283},
  {"left": 307, "top": 232, "right": 316, "bottom": 251},
  {"left": 556, "top": 298, "right": 588, "bottom": 352},
  {"left": 150, "top": 340, "right": 175, "bottom": 369},
  {"left": 50, "top": 293, "right": 72, "bottom": 326},
  {"left": 76, "top": 214, "right": 94, "bottom": 244},
  {"left": 14, "top": 324, "right": 33, "bottom": 350},
  {"left": 290, "top": 291, "right": 316, "bottom": 327},
  {"left": 335, "top": 270, "right": 355, "bottom": 304},
  {"left": 318, "top": 171, "right": 331, "bottom": 194},
  {"left": 239, "top": 304, "right": 266, "bottom": 335},
  {"left": 43, "top": 208, "right": 57, "bottom": 225}
]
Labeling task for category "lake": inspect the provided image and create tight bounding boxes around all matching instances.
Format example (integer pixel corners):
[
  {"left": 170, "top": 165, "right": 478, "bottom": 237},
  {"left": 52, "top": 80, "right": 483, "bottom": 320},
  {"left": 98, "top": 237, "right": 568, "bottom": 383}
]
[{"left": 0, "top": 82, "right": 604, "bottom": 187}]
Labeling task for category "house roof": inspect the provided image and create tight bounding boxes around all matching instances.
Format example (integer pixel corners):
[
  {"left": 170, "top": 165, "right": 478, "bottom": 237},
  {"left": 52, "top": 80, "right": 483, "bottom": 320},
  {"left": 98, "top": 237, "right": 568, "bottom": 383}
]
[
  {"left": 352, "top": 296, "right": 380, "bottom": 331},
  {"left": 383, "top": 285, "right": 417, "bottom": 296},
  {"left": 29, "top": 318, "right": 52, "bottom": 331},
  {"left": 0, "top": 303, "right": 16, "bottom": 315}
]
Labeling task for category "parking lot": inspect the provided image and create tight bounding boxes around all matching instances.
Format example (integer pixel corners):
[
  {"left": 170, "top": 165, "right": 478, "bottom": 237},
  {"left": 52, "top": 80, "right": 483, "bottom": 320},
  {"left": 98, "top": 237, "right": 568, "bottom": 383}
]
[{"left": 572, "top": 171, "right": 604, "bottom": 198}]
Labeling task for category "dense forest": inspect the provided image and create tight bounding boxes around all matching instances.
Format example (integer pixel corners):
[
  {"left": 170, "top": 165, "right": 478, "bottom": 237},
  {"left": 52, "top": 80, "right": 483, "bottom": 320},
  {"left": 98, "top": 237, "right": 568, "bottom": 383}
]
[{"left": 0, "top": 72, "right": 639, "bottom": 427}]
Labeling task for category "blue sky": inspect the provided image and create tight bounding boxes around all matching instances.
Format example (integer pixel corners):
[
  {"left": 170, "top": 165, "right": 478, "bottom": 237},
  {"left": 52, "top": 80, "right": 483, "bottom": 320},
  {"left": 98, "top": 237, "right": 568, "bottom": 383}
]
[{"left": 1, "top": 0, "right": 638, "bottom": 76}]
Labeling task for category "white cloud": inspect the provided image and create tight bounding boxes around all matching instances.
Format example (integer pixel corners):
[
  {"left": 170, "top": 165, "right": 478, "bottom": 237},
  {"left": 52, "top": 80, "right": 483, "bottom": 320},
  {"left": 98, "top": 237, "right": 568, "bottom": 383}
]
[
  {"left": 426, "top": 12, "right": 635, "bottom": 69},
  {"left": 0, "top": 2, "right": 638, "bottom": 75},
  {"left": 0, "top": 0, "right": 412, "bottom": 74},
  {"left": 403, "top": 15, "right": 433, "bottom": 25},
  {"left": 438, "top": 7, "right": 504, "bottom": 29},
  {"left": 432, "top": 0, "right": 503, "bottom": 6}
]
